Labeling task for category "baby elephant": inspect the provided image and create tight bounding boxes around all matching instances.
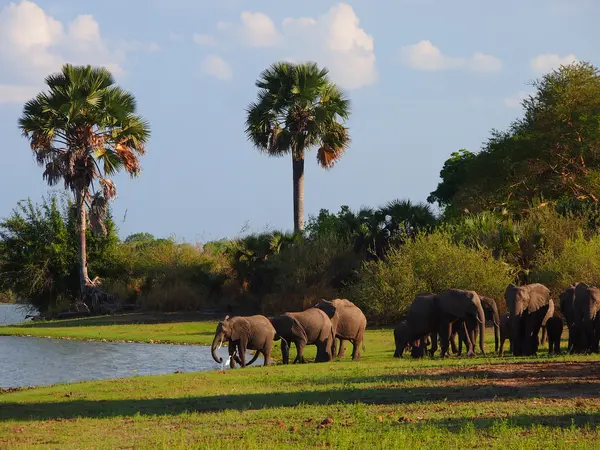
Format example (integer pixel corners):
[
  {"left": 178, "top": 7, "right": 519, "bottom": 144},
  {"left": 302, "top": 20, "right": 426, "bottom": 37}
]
[
  {"left": 210, "top": 315, "right": 276, "bottom": 368},
  {"left": 545, "top": 316, "right": 564, "bottom": 356}
]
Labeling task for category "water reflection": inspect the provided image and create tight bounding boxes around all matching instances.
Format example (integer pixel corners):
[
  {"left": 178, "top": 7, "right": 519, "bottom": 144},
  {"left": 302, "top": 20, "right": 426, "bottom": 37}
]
[
  {"left": 0, "top": 303, "right": 36, "bottom": 326},
  {"left": 0, "top": 335, "right": 263, "bottom": 389}
]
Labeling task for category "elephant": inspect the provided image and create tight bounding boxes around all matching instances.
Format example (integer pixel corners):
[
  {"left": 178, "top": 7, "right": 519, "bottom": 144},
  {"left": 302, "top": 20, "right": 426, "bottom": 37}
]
[
  {"left": 545, "top": 316, "right": 564, "bottom": 356},
  {"left": 451, "top": 295, "right": 500, "bottom": 355},
  {"left": 393, "top": 294, "right": 439, "bottom": 358},
  {"left": 436, "top": 289, "right": 486, "bottom": 357},
  {"left": 394, "top": 320, "right": 430, "bottom": 358},
  {"left": 269, "top": 308, "right": 334, "bottom": 364},
  {"left": 559, "top": 285, "right": 576, "bottom": 353},
  {"left": 572, "top": 282, "right": 600, "bottom": 353},
  {"left": 498, "top": 312, "right": 511, "bottom": 356},
  {"left": 315, "top": 298, "right": 367, "bottom": 360},
  {"left": 504, "top": 283, "right": 552, "bottom": 356},
  {"left": 210, "top": 315, "right": 276, "bottom": 368}
]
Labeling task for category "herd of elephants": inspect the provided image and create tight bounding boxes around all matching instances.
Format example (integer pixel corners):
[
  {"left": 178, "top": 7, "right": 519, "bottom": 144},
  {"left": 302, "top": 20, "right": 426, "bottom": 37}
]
[{"left": 210, "top": 282, "right": 600, "bottom": 368}]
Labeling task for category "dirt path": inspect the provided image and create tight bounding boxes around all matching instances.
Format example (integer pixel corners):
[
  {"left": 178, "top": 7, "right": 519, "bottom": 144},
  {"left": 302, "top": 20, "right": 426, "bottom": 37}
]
[{"left": 419, "top": 361, "right": 600, "bottom": 400}]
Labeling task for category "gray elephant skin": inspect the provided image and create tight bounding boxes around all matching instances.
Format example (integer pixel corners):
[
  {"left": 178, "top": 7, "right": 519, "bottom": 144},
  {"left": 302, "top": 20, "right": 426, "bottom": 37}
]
[
  {"left": 436, "top": 289, "right": 486, "bottom": 357},
  {"left": 211, "top": 315, "right": 276, "bottom": 368},
  {"left": 315, "top": 298, "right": 367, "bottom": 360},
  {"left": 559, "top": 285, "right": 576, "bottom": 353},
  {"left": 393, "top": 294, "right": 439, "bottom": 358},
  {"left": 451, "top": 295, "right": 500, "bottom": 355},
  {"left": 270, "top": 308, "right": 334, "bottom": 364},
  {"left": 504, "top": 283, "right": 552, "bottom": 356},
  {"left": 545, "top": 316, "right": 564, "bottom": 356},
  {"left": 572, "top": 282, "right": 600, "bottom": 353}
]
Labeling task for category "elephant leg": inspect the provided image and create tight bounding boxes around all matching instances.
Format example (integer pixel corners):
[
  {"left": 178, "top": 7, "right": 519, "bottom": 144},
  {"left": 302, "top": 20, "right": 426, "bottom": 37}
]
[
  {"left": 281, "top": 340, "right": 290, "bottom": 365},
  {"left": 337, "top": 338, "right": 346, "bottom": 358},
  {"left": 238, "top": 341, "right": 247, "bottom": 367},
  {"left": 228, "top": 341, "right": 238, "bottom": 368},
  {"left": 351, "top": 339, "right": 360, "bottom": 361},
  {"left": 450, "top": 331, "right": 458, "bottom": 355},
  {"left": 439, "top": 319, "right": 452, "bottom": 358},
  {"left": 524, "top": 316, "right": 541, "bottom": 356},
  {"left": 263, "top": 340, "right": 273, "bottom": 366},
  {"left": 498, "top": 336, "right": 505, "bottom": 356},
  {"left": 429, "top": 331, "right": 438, "bottom": 357},
  {"left": 294, "top": 342, "right": 306, "bottom": 364},
  {"left": 463, "top": 321, "right": 475, "bottom": 357}
]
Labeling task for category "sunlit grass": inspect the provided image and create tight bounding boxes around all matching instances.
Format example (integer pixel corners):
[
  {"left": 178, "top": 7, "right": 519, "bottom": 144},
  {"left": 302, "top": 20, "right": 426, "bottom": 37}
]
[{"left": 1, "top": 316, "right": 599, "bottom": 448}]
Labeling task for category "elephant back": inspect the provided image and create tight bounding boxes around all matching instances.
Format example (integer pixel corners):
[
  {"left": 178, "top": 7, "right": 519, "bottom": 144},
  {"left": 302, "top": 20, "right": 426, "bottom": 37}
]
[
  {"left": 247, "top": 315, "right": 276, "bottom": 341},
  {"left": 289, "top": 308, "right": 333, "bottom": 343},
  {"left": 329, "top": 298, "right": 367, "bottom": 340},
  {"left": 436, "top": 289, "right": 482, "bottom": 319}
]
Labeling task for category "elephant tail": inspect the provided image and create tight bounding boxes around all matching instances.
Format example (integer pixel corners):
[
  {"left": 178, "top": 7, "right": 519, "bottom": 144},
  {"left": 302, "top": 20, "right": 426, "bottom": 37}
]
[{"left": 245, "top": 349, "right": 261, "bottom": 366}]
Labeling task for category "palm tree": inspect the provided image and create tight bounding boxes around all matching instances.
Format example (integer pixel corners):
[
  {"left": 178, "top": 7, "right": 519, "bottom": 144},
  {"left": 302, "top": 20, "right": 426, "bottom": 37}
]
[
  {"left": 18, "top": 64, "right": 150, "bottom": 307},
  {"left": 245, "top": 61, "right": 351, "bottom": 232}
]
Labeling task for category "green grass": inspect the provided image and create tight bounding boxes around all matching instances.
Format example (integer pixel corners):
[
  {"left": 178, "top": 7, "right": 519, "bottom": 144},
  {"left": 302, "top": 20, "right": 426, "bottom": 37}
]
[
  {"left": 0, "top": 312, "right": 219, "bottom": 345},
  {"left": 1, "top": 315, "right": 599, "bottom": 448}
]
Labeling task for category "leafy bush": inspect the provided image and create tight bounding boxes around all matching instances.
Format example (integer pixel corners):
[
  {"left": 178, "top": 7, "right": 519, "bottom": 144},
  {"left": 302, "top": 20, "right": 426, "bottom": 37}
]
[
  {"left": 348, "top": 231, "right": 513, "bottom": 324},
  {"left": 259, "top": 232, "right": 360, "bottom": 313},
  {"left": 531, "top": 232, "right": 600, "bottom": 297}
]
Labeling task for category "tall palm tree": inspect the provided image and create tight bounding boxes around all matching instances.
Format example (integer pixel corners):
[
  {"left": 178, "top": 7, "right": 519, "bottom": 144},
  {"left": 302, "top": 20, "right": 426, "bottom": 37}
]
[
  {"left": 18, "top": 64, "right": 150, "bottom": 305},
  {"left": 245, "top": 61, "right": 351, "bottom": 232}
]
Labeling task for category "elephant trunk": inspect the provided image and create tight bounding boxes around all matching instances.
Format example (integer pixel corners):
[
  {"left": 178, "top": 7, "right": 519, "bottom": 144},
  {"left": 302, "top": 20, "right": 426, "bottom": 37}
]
[
  {"left": 478, "top": 306, "right": 486, "bottom": 355},
  {"left": 491, "top": 302, "right": 500, "bottom": 353},
  {"left": 211, "top": 333, "right": 224, "bottom": 364}
]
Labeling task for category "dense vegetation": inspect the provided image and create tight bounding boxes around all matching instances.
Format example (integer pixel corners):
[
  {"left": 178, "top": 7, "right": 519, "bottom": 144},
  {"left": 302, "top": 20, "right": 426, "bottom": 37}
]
[{"left": 3, "top": 61, "right": 600, "bottom": 325}]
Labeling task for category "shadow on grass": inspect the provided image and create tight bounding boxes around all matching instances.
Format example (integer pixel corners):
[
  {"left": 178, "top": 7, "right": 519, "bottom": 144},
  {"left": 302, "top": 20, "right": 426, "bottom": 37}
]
[
  {"left": 9, "top": 312, "right": 222, "bottom": 329},
  {"left": 342, "top": 360, "right": 600, "bottom": 384},
  {"left": 2, "top": 381, "right": 600, "bottom": 422}
]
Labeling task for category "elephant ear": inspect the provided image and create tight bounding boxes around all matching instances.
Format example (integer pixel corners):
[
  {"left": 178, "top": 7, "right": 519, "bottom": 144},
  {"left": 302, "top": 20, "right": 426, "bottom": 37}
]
[
  {"left": 290, "top": 317, "right": 308, "bottom": 343},
  {"left": 231, "top": 317, "right": 251, "bottom": 342},
  {"left": 525, "top": 284, "right": 551, "bottom": 313},
  {"left": 316, "top": 299, "right": 336, "bottom": 319}
]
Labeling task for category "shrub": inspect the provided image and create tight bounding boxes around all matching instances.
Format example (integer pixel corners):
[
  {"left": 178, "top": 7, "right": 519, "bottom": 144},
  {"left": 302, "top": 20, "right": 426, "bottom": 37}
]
[
  {"left": 531, "top": 231, "right": 600, "bottom": 297},
  {"left": 258, "top": 233, "right": 360, "bottom": 313},
  {"left": 348, "top": 231, "right": 513, "bottom": 324}
]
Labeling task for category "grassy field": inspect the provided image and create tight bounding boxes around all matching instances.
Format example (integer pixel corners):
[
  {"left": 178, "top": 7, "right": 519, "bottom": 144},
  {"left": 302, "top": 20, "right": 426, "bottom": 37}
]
[
  {"left": 0, "top": 312, "right": 220, "bottom": 345},
  {"left": 1, "top": 315, "right": 600, "bottom": 449}
]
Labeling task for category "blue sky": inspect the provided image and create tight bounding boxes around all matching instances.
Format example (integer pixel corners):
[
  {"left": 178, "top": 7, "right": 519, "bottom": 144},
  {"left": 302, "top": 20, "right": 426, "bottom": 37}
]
[{"left": 0, "top": 0, "right": 596, "bottom": 242}]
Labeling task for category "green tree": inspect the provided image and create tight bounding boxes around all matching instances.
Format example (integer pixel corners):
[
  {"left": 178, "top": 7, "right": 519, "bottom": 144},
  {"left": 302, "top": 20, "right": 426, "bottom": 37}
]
[
  {"left": 18, "top": 64, "right": 150, "bottom": 307},
  {"left": 0, "top": 193, "right": 120, "bottom": 312},
  {"left": 429, "top": 62, "right": 600, "bottom": 215},
  {"left": 245, "top": 61, "right": 351, "bottom": 232}
]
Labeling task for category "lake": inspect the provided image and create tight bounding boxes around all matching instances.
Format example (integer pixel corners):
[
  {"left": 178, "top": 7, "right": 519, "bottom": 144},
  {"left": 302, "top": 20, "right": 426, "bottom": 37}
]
[
  {"left": 0, "top": 303, "right": 37, "bottom": 326},
  {"left": 0, "top": 304, "right": 260, "bottom": 389}
]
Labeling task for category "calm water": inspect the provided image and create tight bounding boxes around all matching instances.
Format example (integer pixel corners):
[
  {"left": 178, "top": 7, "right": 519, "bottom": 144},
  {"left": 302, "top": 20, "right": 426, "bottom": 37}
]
[
  {"left": 0, "top": 304, "right": 262, "bottom": 389},
  {"left": 0, "top": 303, "right": 37, "bottom": 326}
]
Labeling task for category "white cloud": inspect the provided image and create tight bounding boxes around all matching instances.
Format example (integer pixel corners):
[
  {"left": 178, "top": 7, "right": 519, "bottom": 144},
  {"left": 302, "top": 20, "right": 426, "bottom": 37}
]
[
  {"left": 400, "top": 40, "right": 502, "bottom": 73},
  {"left": 239, "top": 12, "right": 282, "bottom": 47},
  {"left": 0, "top": 0, "right": 157, "bottom": 102},
  {"left": 193, "top": 33, "right": 217, "bottom": 46},
  {"left": 214, "top": 4, "right": 376, "bottom": 89},
  {"left": 201, "top": 54, "right": 233, "bottom": 80},
  {"left": 503, "top": 91, "right": 532, "bottom": 108},
  {"left": 0, "top": 84, "right": 39, "bottom": 104},
  {"left": 530, "top": 53, "right": 578, "bottom": 75}
]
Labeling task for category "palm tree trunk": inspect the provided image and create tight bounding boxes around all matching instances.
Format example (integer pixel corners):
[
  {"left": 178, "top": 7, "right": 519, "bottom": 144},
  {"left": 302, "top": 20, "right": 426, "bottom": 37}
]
[
  {"left": 292, "top": 152, "right": 305, "bottom": 233},
  {"left": 76, "top": 189, "right": 90, "bottom": 300}
]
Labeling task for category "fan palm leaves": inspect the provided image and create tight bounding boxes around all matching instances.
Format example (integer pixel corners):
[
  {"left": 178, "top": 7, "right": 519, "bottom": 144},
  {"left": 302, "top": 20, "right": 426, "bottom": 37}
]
[
  {"left": 18, "top": 64, "right": 150, "bottom": 302},
  {"left": 245, "top": 61, "right": 351, "bottom": 232}
]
